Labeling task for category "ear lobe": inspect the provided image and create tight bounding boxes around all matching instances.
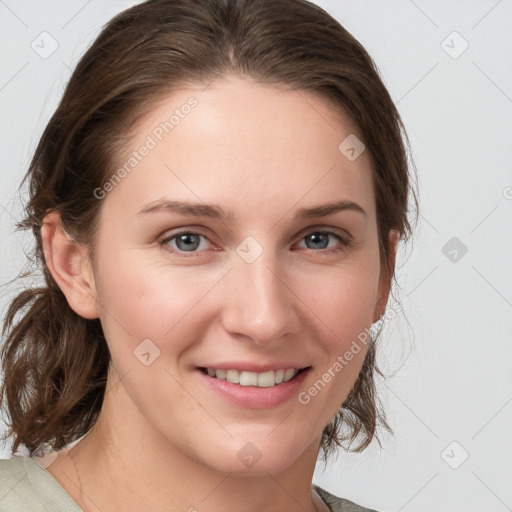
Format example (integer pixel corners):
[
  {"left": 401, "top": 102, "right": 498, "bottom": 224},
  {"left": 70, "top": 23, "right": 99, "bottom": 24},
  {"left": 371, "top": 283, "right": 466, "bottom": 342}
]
[
  {"left": 41, "top": 211, "right": 99, "bottom": 320},
  {"left": 373, "top": 229, "right": 400, "bottom": 323}
]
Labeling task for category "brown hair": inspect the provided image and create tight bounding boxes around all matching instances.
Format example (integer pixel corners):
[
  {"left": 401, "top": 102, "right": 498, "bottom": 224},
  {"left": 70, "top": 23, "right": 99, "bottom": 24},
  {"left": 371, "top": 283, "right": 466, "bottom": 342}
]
[{"left": 0, "top": 0, "right": 418, "bottom": 462}]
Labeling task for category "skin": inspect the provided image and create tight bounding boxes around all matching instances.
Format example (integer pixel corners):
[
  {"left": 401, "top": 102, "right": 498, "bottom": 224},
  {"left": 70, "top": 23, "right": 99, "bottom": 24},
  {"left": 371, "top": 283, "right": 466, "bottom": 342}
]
[{"left": 41, "top": 74, "right": 398, "bottom": 512}]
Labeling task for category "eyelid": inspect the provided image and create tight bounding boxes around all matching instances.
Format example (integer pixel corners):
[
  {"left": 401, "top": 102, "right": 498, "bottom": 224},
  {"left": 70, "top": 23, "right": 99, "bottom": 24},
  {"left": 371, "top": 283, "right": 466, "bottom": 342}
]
[
  {"left": 291, "top": 223, "right": 354, "bottom": 250},
  {"left": 294, "top": 229, "right": 353, "bottom": 254},
  {"left": 159, "top": 225, "right": 354, "bottom": 255},
  {"left": 296, "top": 225, "right": 353, "bottom": 242},
  {"left": 159, "top": 229, "right": 216, "bottom": 256}
]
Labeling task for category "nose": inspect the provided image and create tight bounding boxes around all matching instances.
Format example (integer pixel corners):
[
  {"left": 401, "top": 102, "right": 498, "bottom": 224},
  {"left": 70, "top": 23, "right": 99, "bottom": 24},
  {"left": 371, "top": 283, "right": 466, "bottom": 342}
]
[{"left": 220, "top": 252, "right": 300, "bottom": 346}]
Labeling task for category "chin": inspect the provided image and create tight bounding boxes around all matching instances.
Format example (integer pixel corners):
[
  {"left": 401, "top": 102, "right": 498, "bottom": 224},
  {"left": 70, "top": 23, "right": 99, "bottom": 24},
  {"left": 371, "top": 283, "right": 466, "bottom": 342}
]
[{"left": 192, "top": 431, "right": 313, "bottom": 476}]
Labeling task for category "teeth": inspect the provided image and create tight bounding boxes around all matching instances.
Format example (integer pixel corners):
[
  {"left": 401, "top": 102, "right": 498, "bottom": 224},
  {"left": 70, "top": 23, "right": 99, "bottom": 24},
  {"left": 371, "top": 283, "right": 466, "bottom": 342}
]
[
  {"left": 240, "top": 371, "right": 258, "bottom": 386},
  {"left": 257, "top": 370, "right": 276, "bottom": 387},
  {"left": 284, "top": 368, "right": 296, "bottom": 382},
  {"left": 225, "top": 369, "right": 240, "bottom": 384},
  {"left": 205, "top": 367, "right": 301, "bottom": 387}
]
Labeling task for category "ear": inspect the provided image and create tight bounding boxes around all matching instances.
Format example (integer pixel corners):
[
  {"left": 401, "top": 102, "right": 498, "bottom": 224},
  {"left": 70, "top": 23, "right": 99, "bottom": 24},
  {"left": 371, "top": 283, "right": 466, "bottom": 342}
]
[
  {"left": 373, "top": 229, "right": 400, "bottom": 323},
  {"left": 41, "top": 211, "right": 99, "bottom": 320}
]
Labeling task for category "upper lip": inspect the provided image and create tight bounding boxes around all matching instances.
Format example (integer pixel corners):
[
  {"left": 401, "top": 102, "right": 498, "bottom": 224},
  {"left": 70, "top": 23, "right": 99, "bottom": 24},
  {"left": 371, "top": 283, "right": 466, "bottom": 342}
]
[{"left": 197, "top": 362, "right": 312, "bottom": 372}]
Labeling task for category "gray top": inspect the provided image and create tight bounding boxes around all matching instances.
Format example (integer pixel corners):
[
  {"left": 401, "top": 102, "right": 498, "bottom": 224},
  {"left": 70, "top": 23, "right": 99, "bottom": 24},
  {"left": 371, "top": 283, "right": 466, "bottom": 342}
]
[{"left": 0, "top": 456, "right": 380, "bottom": 511}]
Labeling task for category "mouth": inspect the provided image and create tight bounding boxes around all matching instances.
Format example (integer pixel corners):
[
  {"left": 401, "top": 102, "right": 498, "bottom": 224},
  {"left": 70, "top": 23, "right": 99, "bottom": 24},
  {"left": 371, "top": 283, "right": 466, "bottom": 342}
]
[{"left": 198, "top": 366, "right": 311, "bottom": 388}]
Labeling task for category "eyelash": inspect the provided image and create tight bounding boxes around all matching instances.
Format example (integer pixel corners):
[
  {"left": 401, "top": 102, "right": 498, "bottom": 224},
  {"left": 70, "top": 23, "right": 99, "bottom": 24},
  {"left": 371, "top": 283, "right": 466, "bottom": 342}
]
[{"left": 158, "top": 229, "right": 353, "bottom": 257}]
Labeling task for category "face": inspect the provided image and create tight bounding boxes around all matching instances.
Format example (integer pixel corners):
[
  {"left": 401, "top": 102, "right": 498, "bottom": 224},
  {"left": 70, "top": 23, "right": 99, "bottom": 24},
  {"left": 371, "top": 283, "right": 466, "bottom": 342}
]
[{"left": 83, "top": 75, "right": 393, "bottom": 474}]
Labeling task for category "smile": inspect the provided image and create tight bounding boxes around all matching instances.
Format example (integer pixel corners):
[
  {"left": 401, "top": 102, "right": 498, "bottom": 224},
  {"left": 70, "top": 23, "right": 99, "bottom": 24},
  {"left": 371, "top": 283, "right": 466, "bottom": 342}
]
[{"left": 199, "top": 367, "right": 310, "bottom": 387}]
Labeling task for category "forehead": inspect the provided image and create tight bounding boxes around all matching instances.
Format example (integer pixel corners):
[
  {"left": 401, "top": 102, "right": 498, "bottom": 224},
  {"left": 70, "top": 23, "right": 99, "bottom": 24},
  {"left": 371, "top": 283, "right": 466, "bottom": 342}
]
[{"left": 103, "top": 75, "right": 376, "bottom": 224}]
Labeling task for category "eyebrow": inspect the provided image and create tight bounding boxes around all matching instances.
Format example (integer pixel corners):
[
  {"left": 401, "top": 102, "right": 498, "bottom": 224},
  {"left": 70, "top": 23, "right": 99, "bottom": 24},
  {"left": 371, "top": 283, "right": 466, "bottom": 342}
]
[{"left": 135, "top": 198, "right": 367, "bottom": 221}]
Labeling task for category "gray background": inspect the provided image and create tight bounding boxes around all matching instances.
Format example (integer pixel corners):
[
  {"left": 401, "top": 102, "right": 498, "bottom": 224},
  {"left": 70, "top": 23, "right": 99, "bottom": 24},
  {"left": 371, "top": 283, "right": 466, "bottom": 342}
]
[{"left": 1, "top": 1, "right": 511, "bottom": 511}]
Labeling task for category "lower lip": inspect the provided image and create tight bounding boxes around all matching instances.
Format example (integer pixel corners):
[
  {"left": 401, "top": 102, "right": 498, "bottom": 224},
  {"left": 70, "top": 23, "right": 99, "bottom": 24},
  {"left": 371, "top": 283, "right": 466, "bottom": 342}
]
[{"left": 197, "top": 368, "right": 311, "bottom": 409}]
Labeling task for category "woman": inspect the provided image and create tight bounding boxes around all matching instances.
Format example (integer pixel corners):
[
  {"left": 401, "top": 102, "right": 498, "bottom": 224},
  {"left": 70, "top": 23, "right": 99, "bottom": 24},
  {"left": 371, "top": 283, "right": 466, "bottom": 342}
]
[{"left": 0, "top": 0, "right": 418, "bottom": 510}]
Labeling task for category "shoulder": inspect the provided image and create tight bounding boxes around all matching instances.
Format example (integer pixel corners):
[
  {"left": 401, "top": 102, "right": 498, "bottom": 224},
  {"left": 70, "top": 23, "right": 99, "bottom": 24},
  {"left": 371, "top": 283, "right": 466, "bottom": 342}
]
[
  {"left": 0, "top": 456, "right": 82, "bottom": 511},
  {"left": 313, "top": 484, "right": 382, "bottom": 512}
]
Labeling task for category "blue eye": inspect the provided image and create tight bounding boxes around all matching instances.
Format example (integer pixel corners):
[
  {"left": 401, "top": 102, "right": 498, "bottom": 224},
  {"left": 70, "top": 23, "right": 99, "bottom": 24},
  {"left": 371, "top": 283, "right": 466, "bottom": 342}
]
[
  {"left": 159, "top": 229, "right": 352, "bottom": 256},
  {"left": 161, "top": 232, "right": 211, "bottom": 253},
  {"left": 297, "top": 231, "right": 351, "bottom": 253}
]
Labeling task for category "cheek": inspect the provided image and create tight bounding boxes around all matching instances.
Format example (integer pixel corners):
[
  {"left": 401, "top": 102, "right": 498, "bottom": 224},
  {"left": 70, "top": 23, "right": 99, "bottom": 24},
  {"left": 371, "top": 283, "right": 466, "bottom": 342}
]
[
  {"left": 93, "top": 249, "right": 227, "bottom": 356},
  {"left": 95, "top": 241, "right": 379, "bottom": 353},
  {"left": 290, "top": 261, "right": 378, "bottom": 412},
  {"left": 293, "top": 256, "right": 380, "bottom": 340}
]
